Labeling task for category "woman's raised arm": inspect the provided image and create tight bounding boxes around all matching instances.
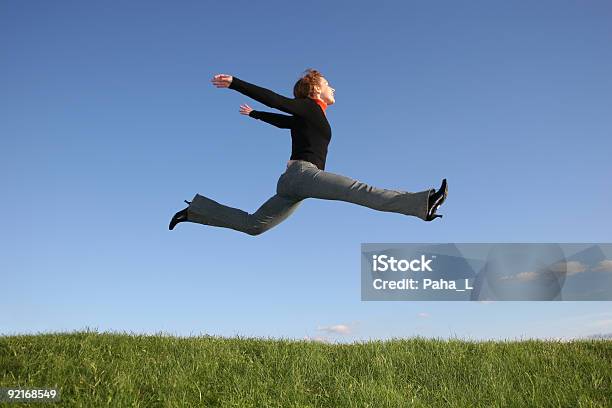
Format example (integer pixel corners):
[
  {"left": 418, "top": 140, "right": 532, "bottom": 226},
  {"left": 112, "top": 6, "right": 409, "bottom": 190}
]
[{"left": 211, "top": 73, "right": 309, "bottom": 117}]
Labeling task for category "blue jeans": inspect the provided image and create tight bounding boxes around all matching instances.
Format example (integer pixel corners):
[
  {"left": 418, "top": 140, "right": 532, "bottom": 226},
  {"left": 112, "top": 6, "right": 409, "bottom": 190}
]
[{"left": 186, "top": 160, "right": 433, "bottom": 235}]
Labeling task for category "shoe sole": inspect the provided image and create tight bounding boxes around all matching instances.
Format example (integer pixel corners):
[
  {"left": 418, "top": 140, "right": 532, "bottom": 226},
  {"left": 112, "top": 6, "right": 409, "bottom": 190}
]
[
  {"left": 169, "top": 208, "right": 189, "bottom": 230},
  {"left": 427, "top": 179, "right": 448, "bottom": 219},
  {"left": 437, "top": 179, "right": 448, "bottom": 207}
]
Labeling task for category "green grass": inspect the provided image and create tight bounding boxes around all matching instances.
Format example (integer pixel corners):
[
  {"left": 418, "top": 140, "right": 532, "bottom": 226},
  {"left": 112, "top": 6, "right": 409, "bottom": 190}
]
[{"left": 0, "top": 331, "right": 610, "bottom": 407}]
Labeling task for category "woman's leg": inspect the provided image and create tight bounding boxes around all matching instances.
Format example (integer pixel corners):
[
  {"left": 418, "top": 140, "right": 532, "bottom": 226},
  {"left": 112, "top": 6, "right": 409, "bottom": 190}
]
[
  {"left": 186, "top": 193, "right": 303, "bottom": 236},
  {"left": 277, "top": 161, "right": 433, "bottom": 221}
]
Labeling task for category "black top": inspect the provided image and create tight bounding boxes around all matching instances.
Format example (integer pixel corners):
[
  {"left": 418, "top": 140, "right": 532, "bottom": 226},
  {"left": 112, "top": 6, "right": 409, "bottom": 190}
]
[{"left": 228, "top": 76, "right": 332, "bottom": 171}]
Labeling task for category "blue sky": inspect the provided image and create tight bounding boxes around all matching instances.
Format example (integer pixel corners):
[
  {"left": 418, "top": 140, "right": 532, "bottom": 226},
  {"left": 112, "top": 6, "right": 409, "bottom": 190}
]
[{"left": 1, "top": 0, "right": 611, "bottom": 342}]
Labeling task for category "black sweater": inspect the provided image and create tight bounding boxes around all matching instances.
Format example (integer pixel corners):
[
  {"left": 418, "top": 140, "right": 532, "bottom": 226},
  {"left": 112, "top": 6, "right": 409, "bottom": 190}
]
[{"left": 228, "top": 76, "right": 332, "bottom": 171}]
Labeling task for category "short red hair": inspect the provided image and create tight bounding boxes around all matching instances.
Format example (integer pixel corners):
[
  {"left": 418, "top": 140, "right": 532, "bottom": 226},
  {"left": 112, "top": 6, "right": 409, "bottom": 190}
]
[{"left": 293, "top": 68, "right": 324, "bottom": 99}]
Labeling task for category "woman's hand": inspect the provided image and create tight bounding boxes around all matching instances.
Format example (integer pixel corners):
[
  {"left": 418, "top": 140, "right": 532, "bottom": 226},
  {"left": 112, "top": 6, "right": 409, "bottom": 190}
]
[
  {"left": 239, "top": 103, "right": 253, "bottom": 116},
  {"left": 211, "top": 74, "right": 233, "bottom": 88}
]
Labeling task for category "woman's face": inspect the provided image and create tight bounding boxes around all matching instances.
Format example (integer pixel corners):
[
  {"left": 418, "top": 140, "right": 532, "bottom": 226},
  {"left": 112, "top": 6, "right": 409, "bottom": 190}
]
[{"left": 317, "top": 77, "right": 335, "bottom": 105}]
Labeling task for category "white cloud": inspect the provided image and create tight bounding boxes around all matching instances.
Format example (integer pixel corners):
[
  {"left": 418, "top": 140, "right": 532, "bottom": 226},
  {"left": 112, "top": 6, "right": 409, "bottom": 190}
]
[
  {"left": 499, "top": 270, "right": 539, "bottom": 282},
  {"left": 588, "top": 319, "right": 612, "bottom": 328},
  {"left": 547, "top": 312, "right": 612, "bottom": 328},
  {"left": 593, "top": 260, "right": 612, "bottom": 273},
  {"left": 317, "top": 324, "right": 352, "bottom": 335},
  {"left": 551, "top": 261, "right": 587, "bottom": 276},
  {"left": 498, "top": 259, "right": 608, "bottom": 282},
  {"left": 549, "top": 259, "right": 612, "bottom": 275},
  {"left": 417, "top": 312, "right": 430, "bottom": 318}
]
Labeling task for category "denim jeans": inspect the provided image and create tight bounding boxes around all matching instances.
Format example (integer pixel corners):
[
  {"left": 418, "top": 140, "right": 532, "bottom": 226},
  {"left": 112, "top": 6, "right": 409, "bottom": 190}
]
[{"left": 186, "top": 160, "right": 433, "bottom": 235}]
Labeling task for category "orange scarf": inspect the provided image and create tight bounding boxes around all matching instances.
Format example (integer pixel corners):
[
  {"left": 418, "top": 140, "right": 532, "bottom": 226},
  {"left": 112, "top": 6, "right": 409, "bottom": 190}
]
[{"left": 310, "top": 97, "right": 327, "bottom": 114}]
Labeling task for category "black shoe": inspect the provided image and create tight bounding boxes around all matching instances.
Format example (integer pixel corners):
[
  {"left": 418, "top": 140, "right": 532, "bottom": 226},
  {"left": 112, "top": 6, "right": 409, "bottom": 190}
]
[
  {"left": 426, "top": 179, "right": 448, "bottom": 221},
  {"left": 169, "top": 200, "right": 191, "bottom": 230}
]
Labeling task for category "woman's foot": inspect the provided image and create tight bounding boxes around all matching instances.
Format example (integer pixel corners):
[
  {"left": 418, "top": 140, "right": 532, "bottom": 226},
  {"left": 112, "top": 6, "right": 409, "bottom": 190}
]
[
  {"left": 169, "top": 200, "right": 192, "bottom": 230},
  {"left": 426, "top": 179, "right": 448, "bottom": 221}
]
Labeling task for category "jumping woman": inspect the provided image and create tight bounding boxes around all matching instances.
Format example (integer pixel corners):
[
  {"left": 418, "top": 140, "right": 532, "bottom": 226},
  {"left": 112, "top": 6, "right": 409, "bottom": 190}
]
[{"left": 169, "top": 69, "right": 448, "bottom": 235}]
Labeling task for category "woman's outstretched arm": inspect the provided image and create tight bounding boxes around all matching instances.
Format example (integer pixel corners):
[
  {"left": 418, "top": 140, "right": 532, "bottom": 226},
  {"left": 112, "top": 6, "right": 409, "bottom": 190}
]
[
  {"left": 239, "top": 103, "right": 295, "bottom": 129},
  {"left": 211, "top": 74, "right": 309, "bottom": 116}
]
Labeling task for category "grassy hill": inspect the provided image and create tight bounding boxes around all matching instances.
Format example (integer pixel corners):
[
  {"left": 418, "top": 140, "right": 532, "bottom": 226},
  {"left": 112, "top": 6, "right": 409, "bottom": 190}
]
[{"left": 1, "top": 331, "right": 610, "bottom": 407}]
